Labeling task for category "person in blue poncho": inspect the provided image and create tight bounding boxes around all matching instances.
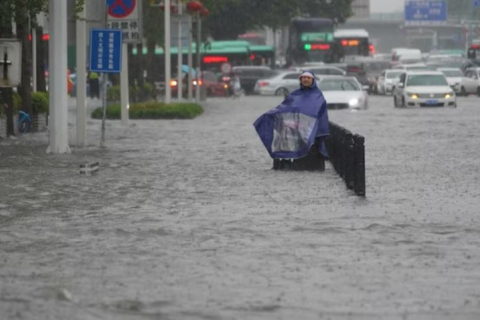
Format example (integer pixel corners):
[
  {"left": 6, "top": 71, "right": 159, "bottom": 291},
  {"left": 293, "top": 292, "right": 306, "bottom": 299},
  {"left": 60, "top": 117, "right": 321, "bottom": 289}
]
[{"left": 253, "top": 70, "right": 330, "bottom": 169}]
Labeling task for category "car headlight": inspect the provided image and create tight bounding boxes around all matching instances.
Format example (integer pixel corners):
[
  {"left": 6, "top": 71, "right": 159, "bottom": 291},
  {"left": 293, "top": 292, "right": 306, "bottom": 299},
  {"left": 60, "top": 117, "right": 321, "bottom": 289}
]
[
  {"left": 349, "top": 98, "right": 360, "bottom": 106},
  {"left": 445, "top": 93, "right": 453, "bottom": 99},
  {"left": 410, "top": 94, "right": 419, "bottom": 99}
]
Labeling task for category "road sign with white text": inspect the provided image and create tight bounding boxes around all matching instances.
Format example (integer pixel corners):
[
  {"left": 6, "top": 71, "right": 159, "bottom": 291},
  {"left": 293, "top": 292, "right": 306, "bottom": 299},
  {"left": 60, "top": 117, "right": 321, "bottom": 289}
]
[
  {"left": 89, "top": 29, "right": 122, "bottom": 73},
  {"left": 405, "top": 0, "right": 447, "bottom": 26},
  {"left": 106, "top": 0, "right": 142, "bottom": 43}
]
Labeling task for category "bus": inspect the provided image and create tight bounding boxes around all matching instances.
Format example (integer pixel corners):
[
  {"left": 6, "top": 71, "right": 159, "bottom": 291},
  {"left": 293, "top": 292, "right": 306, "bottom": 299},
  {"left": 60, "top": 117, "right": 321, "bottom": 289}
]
[
  {"left": 334, "top": 29, "right": 370, "bottom": 57},
  {"left": 286, "top": 18, "right": 340, "bottom": 66}
]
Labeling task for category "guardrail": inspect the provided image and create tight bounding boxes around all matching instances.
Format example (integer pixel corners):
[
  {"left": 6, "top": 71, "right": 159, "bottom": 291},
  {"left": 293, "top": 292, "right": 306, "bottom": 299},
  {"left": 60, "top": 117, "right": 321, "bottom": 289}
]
[{"left": 324, "top": 122, "right": 366, "bottom": 197}]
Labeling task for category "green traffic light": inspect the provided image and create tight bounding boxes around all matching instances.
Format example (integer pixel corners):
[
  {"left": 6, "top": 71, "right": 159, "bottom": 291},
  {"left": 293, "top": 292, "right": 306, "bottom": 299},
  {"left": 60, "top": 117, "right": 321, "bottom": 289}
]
[{"left": 304, "top": 44, "right": 311, "bottom": 51}]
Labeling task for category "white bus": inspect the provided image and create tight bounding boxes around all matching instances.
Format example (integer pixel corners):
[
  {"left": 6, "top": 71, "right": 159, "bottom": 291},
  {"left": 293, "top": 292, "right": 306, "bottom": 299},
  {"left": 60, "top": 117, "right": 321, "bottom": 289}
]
[{"left": 334, "top": 29, "right": 370, "bottom": 57}]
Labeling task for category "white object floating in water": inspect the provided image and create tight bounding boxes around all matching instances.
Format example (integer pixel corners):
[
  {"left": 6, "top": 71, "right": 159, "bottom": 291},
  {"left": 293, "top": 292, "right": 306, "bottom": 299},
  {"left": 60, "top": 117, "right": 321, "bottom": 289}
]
[{"left": 79, "top": 162, "right": 99, "bottom": 175}]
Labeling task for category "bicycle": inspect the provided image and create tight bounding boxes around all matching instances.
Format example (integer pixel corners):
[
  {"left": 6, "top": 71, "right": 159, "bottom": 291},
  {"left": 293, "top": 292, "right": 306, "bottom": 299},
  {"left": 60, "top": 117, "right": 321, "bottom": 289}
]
[{"left": 17, "top": 110, "right": 32, "bottom": 134}]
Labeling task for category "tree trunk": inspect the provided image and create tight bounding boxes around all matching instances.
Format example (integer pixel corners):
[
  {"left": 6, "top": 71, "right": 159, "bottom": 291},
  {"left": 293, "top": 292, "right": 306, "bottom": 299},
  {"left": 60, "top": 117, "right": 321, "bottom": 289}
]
[
  {"left": 36, "top": 26, "right": 47, "bottom": 93},
  {"left": 0, "top": 87, "right": 15, "bottom": 137},
  {"left": 16, "top": 20, "right": 32, "bottom": 116}
]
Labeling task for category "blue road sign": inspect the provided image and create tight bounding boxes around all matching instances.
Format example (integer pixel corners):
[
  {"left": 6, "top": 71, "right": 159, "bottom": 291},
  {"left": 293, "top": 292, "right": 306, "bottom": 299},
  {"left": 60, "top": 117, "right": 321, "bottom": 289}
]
[
  {"left": 405, "top": 0, "right": 447, "bottom": 24},
  {"left": 474, "top": 0, "right": 480, "bottom": 8},
  {"left": 89, "top": 29, "right": 122, "bottom": 73}
]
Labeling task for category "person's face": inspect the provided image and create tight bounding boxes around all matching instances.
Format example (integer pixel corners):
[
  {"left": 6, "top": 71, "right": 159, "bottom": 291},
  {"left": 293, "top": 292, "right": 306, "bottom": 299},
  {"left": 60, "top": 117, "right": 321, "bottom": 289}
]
[{"left": 300, "top": 76, "right": 314, "bottom": 87}]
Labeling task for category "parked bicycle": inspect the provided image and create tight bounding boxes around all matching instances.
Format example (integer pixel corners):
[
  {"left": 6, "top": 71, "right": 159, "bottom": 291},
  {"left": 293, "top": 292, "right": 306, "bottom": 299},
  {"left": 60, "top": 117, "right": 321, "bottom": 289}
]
[{"left": 17, "top": 110, "right": 32, "bottom": 134}]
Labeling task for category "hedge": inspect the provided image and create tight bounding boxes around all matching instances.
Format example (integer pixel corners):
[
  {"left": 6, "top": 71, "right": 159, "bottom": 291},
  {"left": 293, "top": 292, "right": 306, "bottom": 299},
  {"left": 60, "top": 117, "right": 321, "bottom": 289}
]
[
  {"left": 91, "top": 101, "right": 204, "bottom": 120},
  {"left": 0, "top": 91, "right": 48, "bottom": 117}
]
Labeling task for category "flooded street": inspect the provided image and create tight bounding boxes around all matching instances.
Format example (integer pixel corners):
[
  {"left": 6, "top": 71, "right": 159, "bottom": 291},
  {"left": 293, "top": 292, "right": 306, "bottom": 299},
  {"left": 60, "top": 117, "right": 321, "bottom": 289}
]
[{"left": 1, "top": 95, "right": 480, "bottom": 320}]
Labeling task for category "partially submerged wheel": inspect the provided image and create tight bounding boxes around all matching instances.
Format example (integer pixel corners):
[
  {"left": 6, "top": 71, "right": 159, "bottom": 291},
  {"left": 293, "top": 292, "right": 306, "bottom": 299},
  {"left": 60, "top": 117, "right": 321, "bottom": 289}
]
[{"left": 275, "top": 88, "right": 289, "bottom": 96}]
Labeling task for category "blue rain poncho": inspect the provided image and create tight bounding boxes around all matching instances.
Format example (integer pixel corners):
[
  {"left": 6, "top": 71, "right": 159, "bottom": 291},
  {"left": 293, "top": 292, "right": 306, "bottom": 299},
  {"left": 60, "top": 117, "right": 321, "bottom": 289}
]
[{"left": 253, "top": 70, "right": 330, "bottom": 159}]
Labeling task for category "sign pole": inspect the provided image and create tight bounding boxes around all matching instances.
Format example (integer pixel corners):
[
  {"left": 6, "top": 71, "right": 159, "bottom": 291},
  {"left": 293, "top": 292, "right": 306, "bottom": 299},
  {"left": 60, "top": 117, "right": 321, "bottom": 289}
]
[
  {"left": 101, "top": 73, "right": 108, "bottom": 146},
  {"left": 121, "top": 42, "right": 129, "bottom": 126}
]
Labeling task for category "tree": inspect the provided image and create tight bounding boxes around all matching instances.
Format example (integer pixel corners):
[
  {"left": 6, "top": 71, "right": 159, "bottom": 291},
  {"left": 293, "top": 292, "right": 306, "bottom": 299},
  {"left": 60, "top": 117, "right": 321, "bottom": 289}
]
[
  {"left": 0, "top": 0, "right": 49, "bottom": 117},
  {"left": 200, "top": 0, "right": 354, "bottom": 40}
]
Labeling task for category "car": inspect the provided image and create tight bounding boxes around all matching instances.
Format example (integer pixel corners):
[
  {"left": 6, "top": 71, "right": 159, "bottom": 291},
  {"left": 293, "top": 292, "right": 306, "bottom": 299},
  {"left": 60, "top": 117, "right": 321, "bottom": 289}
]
[
  {"left": 344, "top": 57, "right": 392, "bottom": 94},
  {"left": 392, "top": 63, "right": 432, "bottom": 71},
  {"left": 393, "top": 71, "right": 456, "bottom": 108},
  {"left": 255, "top": 71, "right": 307, "bottom": 96},
  {"left": 437, "top": 68, "right": 466, "bottom": 95},
  {"left": 318, "top": 76, "right": 368, "bottom": 110},
  {"left": 461, "top": 67, "right": 480, "bottom": 96},
  {"left": 290, "top": 65, "right": 346, "bottom": 76},
  {"left": 377, "top": 70, "right": 404, "bottom": 95},
  {"left": 232, "top": 66, "right": 276, "bottom": 95}
]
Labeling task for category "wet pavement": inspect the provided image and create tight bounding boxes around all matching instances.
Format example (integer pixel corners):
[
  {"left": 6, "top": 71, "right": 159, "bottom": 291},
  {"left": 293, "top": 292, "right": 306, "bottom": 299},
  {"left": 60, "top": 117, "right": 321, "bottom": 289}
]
[{"left": 1, "top": 95, "right": 480, "bottom": 320}]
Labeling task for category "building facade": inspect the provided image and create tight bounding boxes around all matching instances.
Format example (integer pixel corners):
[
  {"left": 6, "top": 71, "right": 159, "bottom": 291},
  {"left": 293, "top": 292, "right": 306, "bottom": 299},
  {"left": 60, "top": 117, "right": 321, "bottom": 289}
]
[{"left": 351, "top": 0, "right": 370, "bottom": 19}]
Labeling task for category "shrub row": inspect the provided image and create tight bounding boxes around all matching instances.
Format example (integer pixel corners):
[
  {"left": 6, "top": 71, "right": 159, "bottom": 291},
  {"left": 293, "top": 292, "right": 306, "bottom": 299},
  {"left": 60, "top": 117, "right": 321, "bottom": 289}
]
[
  {"left": 0, "top": 91, "right": 49, "bottom": 117},
  {"left": 91, "top": 101, "right": 204, "bottom": 120},
  {"left": 107, "top": 83, "right": 155, "bottom": 102}
]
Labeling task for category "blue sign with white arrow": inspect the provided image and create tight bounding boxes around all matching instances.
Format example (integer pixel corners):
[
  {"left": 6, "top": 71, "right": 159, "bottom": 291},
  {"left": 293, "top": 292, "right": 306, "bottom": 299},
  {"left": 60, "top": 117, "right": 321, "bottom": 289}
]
[
  {"left": 474, "top": 0, "right": 480, "bottom": 8},
  {"left": 405, "top": 0, "right": 447, "bottom": 25},
  {"left": 89, "top": 29, "right": 122, "bottom": 73}
]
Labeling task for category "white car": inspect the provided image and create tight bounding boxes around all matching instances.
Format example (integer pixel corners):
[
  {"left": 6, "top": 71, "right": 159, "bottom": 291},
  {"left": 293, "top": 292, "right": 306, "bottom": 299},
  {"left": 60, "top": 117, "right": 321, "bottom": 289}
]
[
  {"left": 393, "top": 71, "right": 456, "bottom": 108},
  {"left": 318, "top": 76, "right": 368, "bottom": 110},
  {"left": 290, "top": 65, "right": 346, "bottom": 76},
  {"left": 377, "top": 70, "right": 405, "bottom": 95},
  {"left": 392, "top": 63, "right": 432, "bottom": 71},
  {"left": 437, "top": 68, "right": 466, "bottom": 95},
  {"left": 461, "top": 67, "right": 480, "bottom": 96}
]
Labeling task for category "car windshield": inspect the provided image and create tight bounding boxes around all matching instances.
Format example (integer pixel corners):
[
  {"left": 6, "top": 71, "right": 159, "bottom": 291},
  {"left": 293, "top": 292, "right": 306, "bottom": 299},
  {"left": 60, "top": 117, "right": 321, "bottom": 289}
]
[
  {"left": 386, "top": 72, "right": 404, "bottom": 79},
  {"left": 407, "top": 74, "right": 449, "bottom": 86},
  {"left": 441, "top": 70, "right": 463, "bottom": 77},
  {"left": 319, "top": 79, "right": 360, "bottom": 91}
]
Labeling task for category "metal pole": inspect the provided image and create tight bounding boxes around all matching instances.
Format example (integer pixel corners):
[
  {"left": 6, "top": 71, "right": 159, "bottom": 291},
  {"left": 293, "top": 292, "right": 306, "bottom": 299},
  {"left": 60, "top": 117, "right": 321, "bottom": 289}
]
[
  {"left": 47, "top": 0, "right": 70, "bottom": 154},
  {"left": 195, "top": 11, "right": 201, "bottom": 103},
  {"left": 32, "top": 24, "right": 37, "bottom": 92},
  {"left": 165, "top": 0, "right": 171, "bottom": 103},
  {"left": 76, "top": 1, "right": 87, "bottom": 146},
  {"left": 101, "top": 73, "right": 107, "bottom": 146},
  {"left": 187, "top": 15, "right": 193, "bottom": 101},
  {"left": 177, "top": 1, "right": 183, "bottom": 101},
  {"left": 121, "top": 42, "right": 129, "bottom": 125}
]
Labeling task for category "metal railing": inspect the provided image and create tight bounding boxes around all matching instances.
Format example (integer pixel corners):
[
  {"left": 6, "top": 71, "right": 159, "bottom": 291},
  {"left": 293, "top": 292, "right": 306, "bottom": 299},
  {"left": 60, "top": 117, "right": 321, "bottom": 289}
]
[{"left": 325, "top": 122, "right": 366, "bottom": 197}]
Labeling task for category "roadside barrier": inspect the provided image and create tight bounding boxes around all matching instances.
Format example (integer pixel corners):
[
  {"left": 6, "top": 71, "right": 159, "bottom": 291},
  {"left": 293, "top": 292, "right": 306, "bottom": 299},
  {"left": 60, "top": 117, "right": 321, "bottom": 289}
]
[
  {"left": 324, "top": 122, "right": 366, "bottom": 197},
  {"left": 272, "top": 121, "right": 366, "bottom": 197}
]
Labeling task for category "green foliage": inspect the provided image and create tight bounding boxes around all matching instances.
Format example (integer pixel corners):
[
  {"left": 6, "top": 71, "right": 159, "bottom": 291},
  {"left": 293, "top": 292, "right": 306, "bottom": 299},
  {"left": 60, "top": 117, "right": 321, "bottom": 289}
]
[
  {"left": 200, "top": 0, "right": 354, "bottom": 40},
  {"left": 13, "top": 92, "right": 22, "bottom": 112},
  {"left": 107, "top": 83, "right": 156, "bottom": 102},
  {"left": 91, "top": 101, "right": 204, "bottom": 120},
  {"left": 31, "top": 91, "right": 49, "bottom": 113},
  {"left": 107, "top": 85, "right": 121, "bottom": 102},
  {"left": 143, "top": 82, "right": 155, "bottom": 98},
  {"left": 141, "top": 0, "right": 354, "bottom": 44}
]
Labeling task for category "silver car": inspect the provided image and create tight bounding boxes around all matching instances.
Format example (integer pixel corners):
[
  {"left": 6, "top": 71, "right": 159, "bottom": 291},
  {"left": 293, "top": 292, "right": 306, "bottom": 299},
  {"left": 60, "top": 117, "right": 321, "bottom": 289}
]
[{"left": 255, "top": 71, "right": 319, "bottom": 96}]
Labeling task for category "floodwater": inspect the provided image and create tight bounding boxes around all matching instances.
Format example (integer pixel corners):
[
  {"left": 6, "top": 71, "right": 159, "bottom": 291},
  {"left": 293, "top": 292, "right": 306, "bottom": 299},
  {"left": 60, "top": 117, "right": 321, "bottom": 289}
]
[{"left": 1, "top": 95, "right": 480, "bottom": 320}]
